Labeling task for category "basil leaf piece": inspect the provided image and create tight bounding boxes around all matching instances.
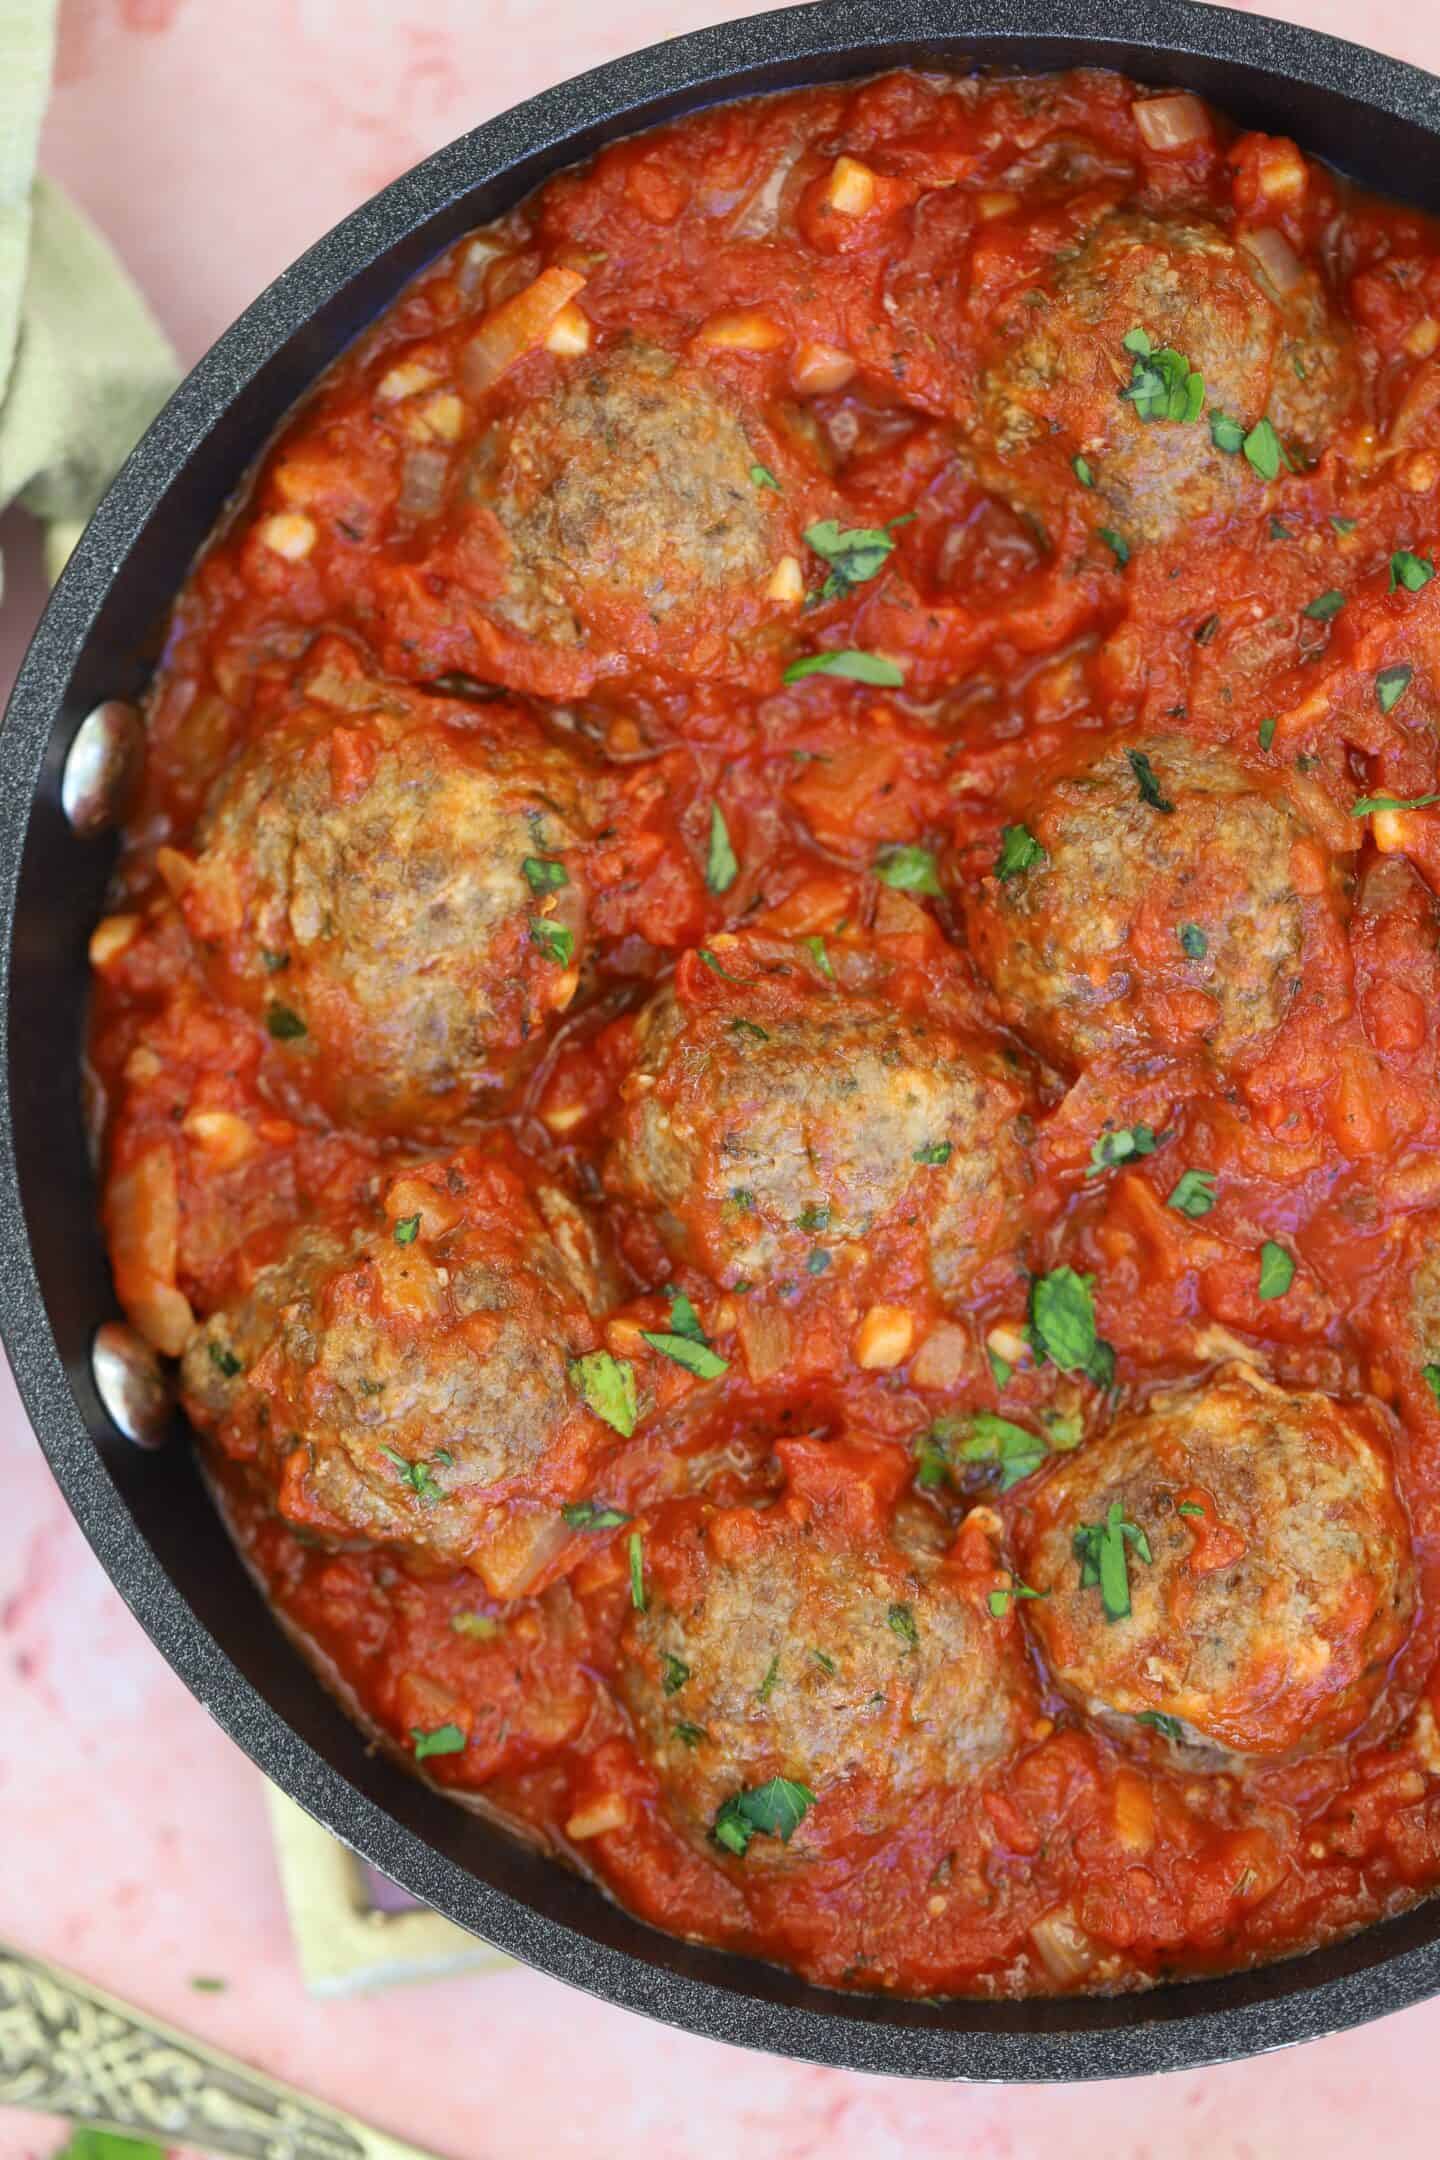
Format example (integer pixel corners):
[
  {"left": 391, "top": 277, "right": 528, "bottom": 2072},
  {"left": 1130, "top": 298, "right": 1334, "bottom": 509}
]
[
  {"left": 1072, "top": 454, "right": 1096, "bottom": 487},
  {"left": 641, "top": 1329, "right": 730, "bottom": 1378},
  {"left": 957, "top": 1411, "right": 1050, "bottom": 1492},
  {"left": 1258, "top": 716, "right": 1277, "bottom": 751},
  {"left": 1422, "top": 1363, "right": 1440, "bottom": 1405},
  {"left": 567, "top": 1351, "right": 639, "bottom": 1437},
  {"left": 887, "top": 1601, "right": 920, "bottom": 1650},
  {"left": 1179, "top": 921, "right": 1207, "bottom": 959},
  {"left": 697, "top": 946, "right": 741, "bottom": 981},
  {"left": 208, "top": 1341, "right": 242, "bottom": 1378},
  {"left": 674, "top": 1720, "right": 708, "bottom": 1747},
  {"left": 1074, "top": 1499, "right": 1151, "bottom": 1622},
  {"left": 1087, "top": 1124, "right": 1158, "bottom": 1177},
  {"left": 996, "top": 822, "right": 1047, "bottom": 881},
  {"left": 378, "top": 1444, "right": 445, "bottom": 1504},
  {"left": 1136, "top": 1710, "right": 1186, "bottom": 1741},
  {"left": 875, "top": 842, "right": 941, "bottom": 895},
  {"left": 628, "top": 1530, "right": 647, "bottom": 1611},
  {"left": 1352, "top": 790, "right": 1440, "bottom": 817},
  {"left": 561, "top": 1500, "right": 631, "bottom": 1531},
  {"left": 266, "top": 1002, "right": 306, "bottom": 1041},
  {"left": 713, "top": 1776, "right": 816, "bottom": 1855},
  {"left": 57, "top": 2129, "right": 166, "bottom": 2160},
  {"left": 1331, "top": 515, "right": 1358, "bottom": 534},
  {"left": 783, "top": 649, "right": 905, "bottom": 686},
  {"left": 1119, "top": 330, "right": 1204, "bottom": 423},
  {"left": 1376, "top": 664, "right": 1414, "bottom": 714},
  {"left": 1258, "top": 1241, "right": 1295, "bottom": 1300},
  {"left": 523, "top": 855, "right": 569, "bottom": 893},
  {"left": 988, "top": 1579, "right": 1048, "bottom": 1619},
  {"left": 1127, "top": 747, "right": 1175, "bottom": 812},
  {"left": 666, "top": 1289, "right": 707, "bottom": 1344},
  {"left": 1242, "top": 417, "right": 1288, "bottom": 482},
  {"left": 1167, "top": 1169, "right": 1218, "bottom": 1218},
  {"left": 1390, "top": 549, "right": 1435, "bottom": 594},
  {"left": 914, "top": 1140, "right": 952, "bottom": 1165},
  {"left": 393, "top": 1213, "right": 421, "bottom": 1245},
  {"left": 706, "top": 803, "right": 739, "bottom": 894},
  {"left": 750, "top": 463, "right": 781, "bottom": 492},
  {"left": 1028, "top": 1267, "right": 1114, "bottom": 1387},
  {"left": 804, "top": 516, "right": 907, "bottom": 601},
  {"left": 804, "top": 932, "right": 835, "bottom": 979},
  {"left": 1098, "top": 526, "right": 1130, "bottom": 567},
  {"left": 1209, "top": 409, "right": 1245, "bottom": 453},
  {"left": 1303, "top": 588, "right": 1345, "bottom": 622},
  {"left": 529, "top": 918, "right": 574, "bottom": 966},
  {"left": 412, "top": 1722, "right": 466, "bottom": 1762}
]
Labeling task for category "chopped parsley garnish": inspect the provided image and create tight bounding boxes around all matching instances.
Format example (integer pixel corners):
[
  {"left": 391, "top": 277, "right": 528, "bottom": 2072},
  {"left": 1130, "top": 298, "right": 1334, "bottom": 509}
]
[
  {"left": 987, "top": 1579, "right": 1047, "bottom": 1619},
  {"left": 673, "top": 1721, "right": 708, "bottom": 1747},
  {"left": 914, "top": 1140, "right": 952, "bottom": 1166},
  {"left": 1303, "top": 588, "right": 1345, "bottom": 623},
  {"left": 757, "top": 1653, "right": 781, "bottom": 1702},
  {"left": 914, "top": 1425, "right": 952, "bottom": 1490},
  {"left": 451, "top": 1610, "right": 499, "bottom": 1640},
  {"left": 783, "top": 649, "right": 905, "bottom": 686},
  {"left": 1209, "top": 410, "right": 1246, "bottom": 454},
  {"left": 713, "top": 1776, "right": 815, "bottom": 1856},
  {"left": 731, "top": 1016, "right": 769, "bottom": 1043},
  {"left": 706, "top": 803, "right": 739, "bottom": 893},
  {"left": 261, "top": 948, "right": 290, "bottom": 973},
  {"left": 1074, "top": 1499, "right": 1151, "bottom": 1622},
  {"left": 628, "top": 1530, "right": 647, "bottom": 1611},
  {"left": 1258, "top": 716, "right": 1277, "bottom": 752},
  {"left": 207, "top": 1341, "right": 242, "bottom": 1378},
  {"left": 1136, "top": 1710, "right": 1185, "bottom": 1741},
  {"left": 1352, "top": 789, "right": 1440, "bottom": 817},
  {"left": 804, "top": 515, "right": 910, "bottom": 601},
  {"left": 266, "top": 1002, "right": 306, "bottom": 1041},
  {"left": 1179, "top": 921, "right": 1208, "bottom": 959},
  {"left": 887, "top": 1602, "right": 919, "bottom": 1651},
  {"left": 1087, "top": 1124, "right": 1159, "bottom": 1177},
  {"left": 1028, "top": 1267, "right": 1115, "bottom": 1388},
  {"left": 1098, "top": 526, "right": 1130, "bottom": 567},
  {"left": 1167, "top": 1169, "right": 1217, "bottom": 1218},
  {"left": 804, "top": 932, "right": 835, "bottom": 979},
  {"left": 662, "top": 1652, "right": 691, "bottom": 1695},
  {"left": 1390, "top": 549, "right": 1435, "bottom": 594},
  {"left": 750, "top": 463, "right": 781, "bottom": 492},
  {"left": 567, "top": 1350, "right": 638, "bottom": 1437},
  {"left": 1258, "top": 1241, "right": 1295, "bottom": 1300},
  {"left": 996, "top": 822, "right": 1046, "bottom": 881},
  {"left": 1127, "top": 747, "right": 1175, "bottom": 812},
  {"left": 378, "top": 1445, "right": 445, "bottom": 1504},
  {"left": 561, "top": 1499, "right": 631, "bottom": 1531},
  {"left": 411, "top": 1723, "right": 466, "bottom": 1762},
  {"left": 1072, "top": 454, "right": 1095, "bottom": 487},
  {"left": 875, "top": 842, "right": 941, "bottom": 895},
  {"left": 529, "top": 918, "right": 574, "bottom": 966},
  {"left": 523, "top": 855, "right": 569, "bottom": 894},
  {"left": 1120, "top": 328, "right": 1204, "bottom": 423},
  {"left": 1376, "top": 664, "right": 1415, "bottom": 714},
  {"left": 956, "top": 1411, "right": 1050, "bottom": 1492},
  {"left": 1422, "top": 1364, "right": 1440, "bottom": 1405},
  {"left": 393, "top": 1213, "right": 421, "bottom": 1245}
]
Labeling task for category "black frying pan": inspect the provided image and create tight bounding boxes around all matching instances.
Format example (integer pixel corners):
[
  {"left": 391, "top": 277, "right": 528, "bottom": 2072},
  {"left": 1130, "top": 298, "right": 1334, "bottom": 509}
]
[{"left": 5, "top": 0, "right": 1440, "bottom": 2080}]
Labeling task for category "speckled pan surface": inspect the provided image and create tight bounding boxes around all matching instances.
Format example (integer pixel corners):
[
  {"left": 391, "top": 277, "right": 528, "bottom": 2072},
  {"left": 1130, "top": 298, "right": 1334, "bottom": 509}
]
[{"left": 5, "top": 0, "right": 1440, "bottom": 2080}]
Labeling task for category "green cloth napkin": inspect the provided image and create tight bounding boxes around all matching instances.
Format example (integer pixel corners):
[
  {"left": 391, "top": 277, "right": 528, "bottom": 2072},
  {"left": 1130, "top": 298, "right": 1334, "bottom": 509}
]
[{"left": 0, "top": 0, "right": 177, "bottom": 592}]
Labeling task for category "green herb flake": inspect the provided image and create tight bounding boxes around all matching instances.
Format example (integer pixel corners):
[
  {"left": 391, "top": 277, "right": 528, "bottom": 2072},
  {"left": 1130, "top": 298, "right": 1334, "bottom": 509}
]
[
  {"left": 1073, "top": 454, "right": 1096, "bottom": 487},
  {"left": 804, "top": 516, "right": 909, "bottom": 601},
  {"left": 451, "top": 1610, "right": 500, "bottom": 1640},
  {"left": 393, "top": 1213, "right": 421, "bottom": 1245},
  {"left": 1269, "top": 516, "right": 1294, "bottom": 541},
  {"left": 1376, "top": 664, "right": 1415, "bottom": 715},
  {"left": 1119, "top": 328, "right": 1205, "bottom": 424},
  {"left": 1303, "top": 588, "right": 1346, "bottom": 623},
  {"left": 1087, "top": 1124, "right": 1159, "bottom": 1178},
  {"left": 1098, "top": 526, "right": 1131, "bottom": 567},
  {"left": 875, "top": 842, "right": 941, "bottom": 895},
  {"left": 1390, "top": 549, "right": 1436, "bottom": 595},
  {"left": 266, "top": 1002, "right": 307, "bottom": 1041},
  {"left": 811, "top": 1647, "right": 837, "bottom": 1676},
  {"left": 673, "top": 1720, "right": 708, "bottom": 1748},
  {"left": 783, "top": 649, "right": 905, "bottom": 687},
  {"left": 706, "top": 803, "right": 740, "bottom": 894},
  {"left": 957, "top": 1411, "right": 1050, "bottom": 1492},
  {"left": 713, "top": 1776, "right": 816, "bottom": 1856},
  {"left": 804, "top": 932, "right": 836, "bottom": 980},
  {"left": 1352, "top": 789, "right": 1440, "bottom": 817},
  {"left": 1074, "top": 1498, "right": 1151, "bottom": 1622},
  {"left": 628, "top": 1530, "right": 647, "bottom": 1612},
  {"left": 1209, "top": 409, "right": 1246, "bottom": 454},
  {"left": 1242, "top": 417, "right": 1288, "bottom": 483},
  {"left": 1127, "top": 747, "right": 1175, "bottom": 812},
  {"left": 57, "top": 2134, "right": 168, "bottom": 2160},
  {"left": 697, "top": 945, "right": 741, "bottom": 981},
  {"left": 561, "top": 1499, "right": 631, "bottom": 1531},
  {"left": 523, "top": 855, "right": 569, "bottom": 894},
  {"left": 662, "top": 1651, "right": 691, "bottom": 1695},
  {"left": 412, "top": 1722, "right": 466, "bottom": 1762},
  {"left": 261, "top": 948, "right": 290, "bottom": 973},
  {"left": 529, "top": 917, "right": 575, "bottom": 967},
  {"left": 641, "top": 1328, "right": 729, "bottom": 1378},
  {"left": 757, "top": 1652, "right": 782, "bottom": 1702},
  {"left": 378, "top": 1444, "right": 445, "bottom": 1504},
  {"left": 1258, "top": 1240, "right": 1295, "bottom": 1300},
  {"left": 1177, "top": 1501, "right": 1205, "bottom": 1517},
  {"left": 914, "top": 1139, "right": 952, "bottom": 1166},
  {"left": 567, "top": 1351, "right": 639, "bottom": 1437},
  {"left": 730, "top": 1016, "right": 770, "bottom": 1043},
  {"left": 1331, "top": 515, "right": 1358, "bottom": 534},
  {"left": 1258, "top": 716, "right": 1278, "bottom": 752},
  {"left": 750, "top": 463, "right": 781, "bottom": 492},
  {"left": 666, "top": 1289, "right": 707, "bottom": 1343},
  {"left": 806, "top": 1247, "right": 832, "bottom": 1275},
  {"left": 1028, "top": 1267, "right": 1115, "bottom": 1388},
  {"left": 914, "top": 1426, "right": 951, "bottom": 1490},
  {"left": 887, "top": 1601, "right": 920, "bottom": 1651},
  {"left": 987, "top": 1345, "right": 1013, "bottom": 1389},
  {"left": 1178, "top": 921, "right": 1208, "bottom": 960},
  {"left": 988, "top": 1579, "right": 1047, "bottom": 1619},
  {"left": 1136, "top": 1710, "right": 1185, "bottom": 1741},
  {"left": 1167, "top": 1168, "right": 1218, "bottom": 1218},
  {"left": 1421, "top": 1363, "right": 1440, "bottom": 1405},
  {"left": 995, "top": 822, "right": 1047, "bottom": 881},
  {"left": 207, "top": 1340, "right": 242, "bottom": 1379}
]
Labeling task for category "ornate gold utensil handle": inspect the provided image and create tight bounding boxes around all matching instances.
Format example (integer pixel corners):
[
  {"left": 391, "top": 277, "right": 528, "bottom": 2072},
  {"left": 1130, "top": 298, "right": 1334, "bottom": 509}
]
[{"left": 0, "top": 1936, "right": 450, "bottom": 2160}]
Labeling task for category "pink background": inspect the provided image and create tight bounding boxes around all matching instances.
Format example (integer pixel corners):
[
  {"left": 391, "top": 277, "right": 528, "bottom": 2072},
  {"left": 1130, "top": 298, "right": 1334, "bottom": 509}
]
[{"left": 2, "top": 3, "right": 1439, "bottom": 2154}]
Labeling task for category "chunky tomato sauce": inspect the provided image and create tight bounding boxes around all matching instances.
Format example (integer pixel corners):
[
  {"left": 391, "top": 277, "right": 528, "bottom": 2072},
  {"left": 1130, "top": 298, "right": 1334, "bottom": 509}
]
[{"left": 89, "top": 67, "right": 1440, "bottom": 1998}]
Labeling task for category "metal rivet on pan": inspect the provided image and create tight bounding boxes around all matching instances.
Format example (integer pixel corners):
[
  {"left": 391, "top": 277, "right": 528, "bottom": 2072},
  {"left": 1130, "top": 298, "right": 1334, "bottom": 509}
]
[
  {"left": 91, "top": 1320, "right": 173, "bottom": 1449},
  {"left": 61, "top": 700, "right": 144, "bottom": 835}
]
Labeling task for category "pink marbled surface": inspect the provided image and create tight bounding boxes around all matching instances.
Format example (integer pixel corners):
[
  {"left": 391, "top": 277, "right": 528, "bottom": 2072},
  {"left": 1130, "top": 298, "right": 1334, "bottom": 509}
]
[{"left": 4, "top": 3, "right": 1440, "bottom": 2153}]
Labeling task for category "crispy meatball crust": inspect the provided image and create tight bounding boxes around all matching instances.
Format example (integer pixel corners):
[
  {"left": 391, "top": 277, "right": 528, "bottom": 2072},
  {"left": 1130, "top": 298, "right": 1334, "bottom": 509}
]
[
  {"left": 177, "top": 661, "right": 591, "bottom": 1131},
  {"left": 977, "top": 209, "right": 1355, "bottom": 546},
  {"left": 180, "top": 1148, "right": 608, "bottom": 1594},
  {"left": 1014, "top": 1368, "right": 1414, "bottom": 1757},
  {"left": 965, "top": 734, "right": 1328, "bottom": 1072},
  {"left": 621, "top": 1451, "right": 1030, "bottom": 1845},
  {"left": 604, "top": 967, "right": 1027, "bottom": 1294}
]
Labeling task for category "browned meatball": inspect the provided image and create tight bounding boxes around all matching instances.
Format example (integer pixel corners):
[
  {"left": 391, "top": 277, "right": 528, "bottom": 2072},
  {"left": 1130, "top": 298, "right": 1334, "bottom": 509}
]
[
  {"left": 965, "top": 735, "right": 1331, "bottom": 1072},
  {"left": 1013, "top": 1368, "right": 1414, "bottom": 1757},
  {"left": 605, "top": 962, "right": 1026, "bottom": 1295},
  {"left": 977, "top": 210, "right": 1354, "bottom": 546},
  {"left": 180, "top": 1148, "right": 612, "bottom": 1596},
  {"left": 621, "top": 1456, "right": 1030, "bottom": 1848},
  {"left": 176, "top": 661, "right": 591, "bottom": 1131}
]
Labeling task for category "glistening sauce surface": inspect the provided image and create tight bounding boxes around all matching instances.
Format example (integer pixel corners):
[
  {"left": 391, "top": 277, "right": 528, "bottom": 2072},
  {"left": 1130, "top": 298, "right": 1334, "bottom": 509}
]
[{"left": 88, "top": 68, "right": 1440, "bottom": 1997}]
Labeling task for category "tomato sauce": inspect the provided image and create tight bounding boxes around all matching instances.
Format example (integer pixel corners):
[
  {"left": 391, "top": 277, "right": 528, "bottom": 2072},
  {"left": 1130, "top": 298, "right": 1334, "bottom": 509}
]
[{"left": 88, "top": 67, "right": 1440, "bottom": 1998}]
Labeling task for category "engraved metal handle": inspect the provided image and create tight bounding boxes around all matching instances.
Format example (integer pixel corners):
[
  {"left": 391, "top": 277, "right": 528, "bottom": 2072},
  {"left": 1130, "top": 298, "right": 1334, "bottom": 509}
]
[{"left": 0, "top": 1936, "right": 450, "bottom": 2160}]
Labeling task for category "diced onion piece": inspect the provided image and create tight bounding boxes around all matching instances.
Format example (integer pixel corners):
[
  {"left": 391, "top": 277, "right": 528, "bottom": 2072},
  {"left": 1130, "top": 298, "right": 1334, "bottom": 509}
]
[
  {"left": 855, "top": 1304, "right": 915, "bottom": 1370},
  {"left": 791, "top": 340, "right": 856, "bottom": 395},
  {"left": 542, "top": 966, "right": 581, "bottom": 1014},
  {"left": 1239, "top": 224, "right": 1305, "bottom": 297},
  {"left": 89, "top": 913, "right": 140, "bottom": 969},
  {"left": 695, "top": 309, "right": 787, "bottom": 353},
  {"left": 737, "top": 1300, "right": 793, "bottom": 1381},
  {"left": 474, "top": 1507, "right": 572, "bottom": 1599},
  {"left": 1401, "top": 452, "right": 1440, "bottom": 494},
  {"left": 257, "top": 512, "right": 317, "bottom": 561},
  {"left": 1132, "top": 94, "right": 1211, "bottom": 151},
  {"left": 565, "top": 1793, "right": 632, "bottom": 1840},
  {"left": 1113, "top": 1769, "right": 1156, "bottom": 1853},
  {"left": 154, "top": 846, "right": 196, "bottom": 899},
  {"left": 729, "top": 146, "right": 802, "bottom": 239},
  {"left": 975, "top": 189, "right": 1020, "bottom": 221},
  {"left": 825, "top": 154, "right": 878, "bottom": 216},
  {"left": 910, "top": 1322, "right": 973, "bottom": 1391},
  {"left": 987, "top": 1320, "right": 1030, "bottom": 1367},
  {"left": 766, "top": 554, "right": 805, "bottom": 604},
  {"left": 182, "top": 1109, "right": 259, "bottom": 1170},
  {"left": 376, "top": 360, "right": 441, "bottom": 403},
  {"left": 405, "top": 393, "right": 466, "bottom": 444},
  {"left": 398, "top": 448, "right": 450, "bottom": 518},
  {"left": 1030, "top": 1907, "right": 1098, "bottom": 1983},
  {"left": 462, "top": 265, "right": 587, "bottom": 395},
  {"left": 1405, "top": 318, "right": 1440, "bottom": 360},
  {"left": 544, "top": 300, "right": 592, "bottom": 356},
  {"left": 1371, "top": 809, "right": 1411, "bottom": 854},
  {"left": 542, "top": 1098, "right": 589, "bottom": 1135},
  {"left": 1255, "top": 138, "right": 1308, "bottom": 205},
  {"left": 457, "top": 237, "right": 507, "bottom": 300},
  {"left": 107, "top": 1146, "right": 194, "bottom": 1356}
]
